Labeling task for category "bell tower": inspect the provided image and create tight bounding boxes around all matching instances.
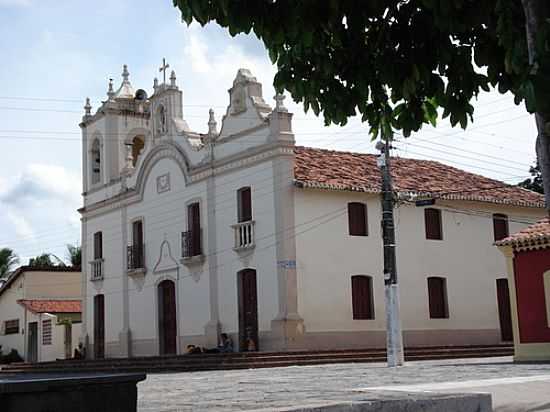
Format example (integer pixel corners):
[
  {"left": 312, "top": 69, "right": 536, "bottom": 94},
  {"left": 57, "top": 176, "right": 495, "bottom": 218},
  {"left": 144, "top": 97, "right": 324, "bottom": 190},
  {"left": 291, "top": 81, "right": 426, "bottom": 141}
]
[{"left": 149, "top": 58, "right": 189, "bottom": 140}]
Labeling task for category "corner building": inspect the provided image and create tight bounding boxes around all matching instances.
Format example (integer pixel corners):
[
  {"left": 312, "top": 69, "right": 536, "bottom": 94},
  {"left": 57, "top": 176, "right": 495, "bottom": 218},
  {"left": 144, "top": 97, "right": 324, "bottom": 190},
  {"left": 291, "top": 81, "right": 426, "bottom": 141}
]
[{"left": 79, "top": 65, "right": 546, "bottom": 358}]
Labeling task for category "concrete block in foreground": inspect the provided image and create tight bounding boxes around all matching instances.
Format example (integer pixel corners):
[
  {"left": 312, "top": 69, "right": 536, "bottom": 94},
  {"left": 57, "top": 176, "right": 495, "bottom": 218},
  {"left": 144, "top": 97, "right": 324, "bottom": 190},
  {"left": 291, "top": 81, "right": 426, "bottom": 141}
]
[
  {"left": 251, "top": 392, "right": 492, "bottom": 412},
  {"left": 0, "top": 372, "right": 146, "bottom": 412}
]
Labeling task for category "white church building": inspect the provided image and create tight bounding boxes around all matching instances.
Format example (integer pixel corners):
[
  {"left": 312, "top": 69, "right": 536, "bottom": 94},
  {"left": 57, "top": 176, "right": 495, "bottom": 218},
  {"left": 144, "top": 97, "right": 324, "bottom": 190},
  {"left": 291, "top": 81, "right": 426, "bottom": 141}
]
[{"left": 79, "top": 64, "right": 546, "bottom": 358}]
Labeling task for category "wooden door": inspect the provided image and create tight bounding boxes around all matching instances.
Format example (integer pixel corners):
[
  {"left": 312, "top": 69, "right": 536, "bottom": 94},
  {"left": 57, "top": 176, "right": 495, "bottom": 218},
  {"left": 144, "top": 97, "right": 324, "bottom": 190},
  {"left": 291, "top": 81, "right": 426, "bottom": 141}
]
[
  {"left": 496, "top": 278, "right": 513, "bottom": 342},
  {"left": 64, "top": 323, "right": 72, "bottom": 359},
  {"left": 238, "top": 269, "right": 259, "bottom": 351},
  {"left": 158, "top": 280, "right": 177, "bottom": 355},
  {"left": 27, "top": 322, "right": 38, "bottom": 363},
  {"left": 93, "top": 294, "right": 105, "bottom": 359}
]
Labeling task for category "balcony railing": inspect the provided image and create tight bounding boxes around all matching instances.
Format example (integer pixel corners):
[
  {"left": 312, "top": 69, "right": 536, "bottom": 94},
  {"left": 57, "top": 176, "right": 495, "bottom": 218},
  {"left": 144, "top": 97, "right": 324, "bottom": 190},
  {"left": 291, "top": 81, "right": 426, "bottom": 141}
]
[
  {"left": 182, "top": 229, "right": 202, "bottom": 259},
  {"left": 90, "top": 258, "right": 104, "bottom": 281},
  {"left": 127, "top": 244, "right": 145, "bottom": 271},
  {"left": 233, "top": 220, "right": 255, "bottom": 250}
]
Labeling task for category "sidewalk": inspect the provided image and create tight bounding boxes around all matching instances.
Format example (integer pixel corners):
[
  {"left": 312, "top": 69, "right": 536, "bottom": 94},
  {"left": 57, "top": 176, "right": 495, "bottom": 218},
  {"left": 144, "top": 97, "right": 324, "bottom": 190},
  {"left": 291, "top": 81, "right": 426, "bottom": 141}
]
[{"left": 138, "top": 356, "right": 550, "bottom": 411}]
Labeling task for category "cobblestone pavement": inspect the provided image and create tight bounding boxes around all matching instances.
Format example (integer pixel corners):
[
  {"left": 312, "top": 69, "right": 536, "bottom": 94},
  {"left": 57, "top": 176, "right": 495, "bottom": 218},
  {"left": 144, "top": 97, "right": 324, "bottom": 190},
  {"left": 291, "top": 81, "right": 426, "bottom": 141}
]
[{"left": 137, "top": 357, "right": 550, "bottom": 411}]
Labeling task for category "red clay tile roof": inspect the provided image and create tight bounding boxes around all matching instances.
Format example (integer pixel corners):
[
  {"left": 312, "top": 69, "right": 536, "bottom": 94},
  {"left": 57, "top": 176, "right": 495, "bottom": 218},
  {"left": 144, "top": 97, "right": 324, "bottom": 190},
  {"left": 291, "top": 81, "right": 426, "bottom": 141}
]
[
  {"left": 495, "top": 217, "right": 550, "bottom": 248},
  {"left": 17, "top": 299, "right": 81, "bottom": 314},
  {"left": 294, "top": 146, "right": 544, "bottom": 208}
]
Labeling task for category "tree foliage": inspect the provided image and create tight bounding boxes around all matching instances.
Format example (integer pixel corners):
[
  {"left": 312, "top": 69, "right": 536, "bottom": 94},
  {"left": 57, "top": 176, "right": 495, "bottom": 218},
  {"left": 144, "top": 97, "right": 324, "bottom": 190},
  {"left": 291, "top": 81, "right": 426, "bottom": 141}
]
[
  {"left": 28, "top": 254, "right": 58, "bottom": 268},
  {"left": 519, "top": 162, "right": 544, "bottom": 193},
  {"left": 66, "top": 244, "right": 82, "bottom": 268},
  {"left": 0, "top": 248, "right": 19, "bottom": 278},
  {"left": 173, "top": 0, "right": 550, "bottom": 140}
]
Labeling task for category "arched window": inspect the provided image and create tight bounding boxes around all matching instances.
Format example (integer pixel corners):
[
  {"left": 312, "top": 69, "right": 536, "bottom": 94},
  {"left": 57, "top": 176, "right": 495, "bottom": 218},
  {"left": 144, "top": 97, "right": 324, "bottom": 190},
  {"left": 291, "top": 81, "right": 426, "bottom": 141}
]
[
  {"left": 493, "top": 213, "right": 509, "bottom": 241},
  {"left": 351, "top": 275, "right": 375, "bottom": 319},
  {"left": 427, "top": 276, "right": 449, "bottom": 319},
  {"left": 348, "top": 202, "right": 368, "bottom": 236},
  {"left": 90, "top": 138, "right": 102, "bottom": 185},
  {"left": 131, "top": 136, "right": 145, "bottom": 167}
]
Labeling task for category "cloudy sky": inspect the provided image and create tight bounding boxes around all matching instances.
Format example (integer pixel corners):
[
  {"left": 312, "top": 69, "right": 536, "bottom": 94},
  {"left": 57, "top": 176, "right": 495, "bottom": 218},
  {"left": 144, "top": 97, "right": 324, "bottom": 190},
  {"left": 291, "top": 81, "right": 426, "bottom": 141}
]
[{"left": 0, "top": 0, "right": 539, "bottom": 265}]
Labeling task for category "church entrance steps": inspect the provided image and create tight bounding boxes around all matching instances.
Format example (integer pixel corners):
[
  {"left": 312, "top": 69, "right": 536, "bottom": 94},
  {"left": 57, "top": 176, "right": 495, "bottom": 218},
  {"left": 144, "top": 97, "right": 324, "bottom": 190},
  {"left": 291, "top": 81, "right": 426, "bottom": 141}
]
[{"left": 0, "top": 344, "right": 512, "bottom": 374}]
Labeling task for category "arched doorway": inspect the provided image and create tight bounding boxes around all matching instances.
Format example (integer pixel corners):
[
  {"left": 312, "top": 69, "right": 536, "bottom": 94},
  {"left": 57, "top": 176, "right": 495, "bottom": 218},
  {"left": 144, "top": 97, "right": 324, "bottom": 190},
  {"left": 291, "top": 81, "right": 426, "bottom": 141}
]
[
  {"left": 158, "top": 280, "right": 177, "bottom": 355},
  {"left": 237, "top": 269, "right": 259, "bottom": 351}
]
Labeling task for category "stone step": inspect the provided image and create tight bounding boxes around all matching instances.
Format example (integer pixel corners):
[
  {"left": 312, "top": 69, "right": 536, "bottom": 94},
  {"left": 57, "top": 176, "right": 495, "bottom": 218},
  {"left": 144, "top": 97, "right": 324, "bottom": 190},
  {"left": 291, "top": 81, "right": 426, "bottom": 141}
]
[
  {"left": 3, "top": 348, "right": 511, "bottom": 371},
  {"left": 0, "top": 346, "right": 512, "bottom": 374},
  {"left": 3, "top": 344, "right": 512, "bottom": 370}
]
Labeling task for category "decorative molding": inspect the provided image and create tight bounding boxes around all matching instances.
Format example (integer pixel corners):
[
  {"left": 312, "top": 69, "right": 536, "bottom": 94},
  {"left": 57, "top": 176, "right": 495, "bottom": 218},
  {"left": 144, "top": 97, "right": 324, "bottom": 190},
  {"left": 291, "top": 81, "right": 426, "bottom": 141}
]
[
  {"left": 153, "top": 240, "right": 179, "bottom": 274},
  {"left": 156, "top": 173, "right": 171, "bottom": 194}
]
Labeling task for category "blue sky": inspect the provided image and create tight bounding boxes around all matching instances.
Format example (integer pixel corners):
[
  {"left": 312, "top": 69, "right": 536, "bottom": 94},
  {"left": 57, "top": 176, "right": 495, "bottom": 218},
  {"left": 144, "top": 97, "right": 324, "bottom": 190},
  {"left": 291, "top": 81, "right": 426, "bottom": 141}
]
[{"left": 0, "top": 0, "right": 539, "bottom": 265}]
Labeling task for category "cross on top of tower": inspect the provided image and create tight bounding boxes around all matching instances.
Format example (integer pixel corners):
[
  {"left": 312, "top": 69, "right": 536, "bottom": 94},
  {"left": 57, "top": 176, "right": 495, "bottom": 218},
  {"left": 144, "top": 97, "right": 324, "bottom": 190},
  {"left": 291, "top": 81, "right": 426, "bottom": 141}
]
[{"left": 159, "top": 58, "right": 170, "bottom": 84}]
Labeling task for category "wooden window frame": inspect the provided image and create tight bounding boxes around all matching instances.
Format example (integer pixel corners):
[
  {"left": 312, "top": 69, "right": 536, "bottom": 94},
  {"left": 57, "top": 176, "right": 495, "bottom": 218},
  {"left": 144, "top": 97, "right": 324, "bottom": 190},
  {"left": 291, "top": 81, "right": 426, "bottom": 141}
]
[
  {"left": 351, "top": 275, "right": 375, "bottom": 320},
  {"left": 427, "top": 276, "right": 449, "bottom": 319},
  {"left": 424, "top": 208, "right": 443, "bottom": 240},
  {"left": 186, "top": 202, "right": 202, "bottom": 257},
  {"left": 93, "top": 231, "right": 103, "bottom": 260},
  {"left": 237, "top": 187, "right": 252, "bottom": 223},
  {"left": 492, "top": 213, "right": 509, "bottom": 242},
  {"left": 348, "top": 202, "right": 368, "bottom": 236},
  {"left": 42, "top": 319, "right": 52, "bottom": 345},
  {"left": 4, "top": 319, "right": 19, "bottom": 335}
]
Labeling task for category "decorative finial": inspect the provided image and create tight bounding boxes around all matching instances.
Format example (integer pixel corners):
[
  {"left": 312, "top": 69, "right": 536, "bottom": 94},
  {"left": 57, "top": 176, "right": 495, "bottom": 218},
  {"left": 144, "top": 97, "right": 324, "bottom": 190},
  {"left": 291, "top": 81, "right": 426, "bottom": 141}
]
[
  {"left": 274, "top": 93, "right": 288, "bottom": 112},
  {"left": 84, "top": 97, "right": 92, "bottom": 116},
  {"left": 107, "top": 78, "right": 114, "bottom": 99},
  {"left": 122, "top": 64, "right": 129, "bottom": 82},
  {"left": 170, "top": 70, "right": 176, "bottom": 87},
  {"left": 153, "top": 77, "right": 159, "bottom": 92},
  {"left": 208, "top": 108, "right": 217, "bottom": 135}
]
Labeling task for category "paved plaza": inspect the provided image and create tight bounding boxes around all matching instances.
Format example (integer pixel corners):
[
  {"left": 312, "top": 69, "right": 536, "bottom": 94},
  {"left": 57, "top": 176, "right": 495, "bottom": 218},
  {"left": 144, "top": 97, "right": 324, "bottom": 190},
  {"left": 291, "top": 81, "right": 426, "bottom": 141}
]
[{"left": 138, "top": 356, "right": 550, "bottom": 411}]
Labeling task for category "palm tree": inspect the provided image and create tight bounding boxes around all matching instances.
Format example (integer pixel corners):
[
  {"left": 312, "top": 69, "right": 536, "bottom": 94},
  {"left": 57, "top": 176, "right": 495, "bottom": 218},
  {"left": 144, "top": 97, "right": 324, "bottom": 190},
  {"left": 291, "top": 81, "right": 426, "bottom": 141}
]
[
  {"left": 28, "top": 254, "right": 56, "bottom": 268},
  {"left": 66, "top": 244, "right": 81, "bottom": 267},
  {"left": 0, "top": 248, "right": 19, "bottom": 278}
]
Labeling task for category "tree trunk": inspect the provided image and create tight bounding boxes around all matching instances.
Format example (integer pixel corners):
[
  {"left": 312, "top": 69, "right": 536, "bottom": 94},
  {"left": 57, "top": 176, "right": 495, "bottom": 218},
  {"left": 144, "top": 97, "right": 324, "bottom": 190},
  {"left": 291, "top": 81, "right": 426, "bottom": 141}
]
[{"left": 521, "top": 0, "right": 550, "bottom": 213}]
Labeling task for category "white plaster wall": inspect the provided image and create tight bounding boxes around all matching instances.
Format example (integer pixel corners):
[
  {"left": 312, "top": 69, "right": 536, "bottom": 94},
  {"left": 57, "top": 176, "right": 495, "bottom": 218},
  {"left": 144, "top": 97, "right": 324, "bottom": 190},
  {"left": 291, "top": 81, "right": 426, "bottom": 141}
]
[
  {"left": 294, "top": 189, "right": 546, "bottom": 335},
  {"left": 0, "top": 277, "right": 25, "bottom": 360},
  {"left": 126, "top": 157, "right": 210, "bottom": 347},
  {"left": 215, "top": 160, "right": 279, "bottom": 335},
  {"left": 24, "top": 271, "right": 81, "bottom": 299},
  {"left": 84, "top": 208, "right": 124, "bottom": 349}
]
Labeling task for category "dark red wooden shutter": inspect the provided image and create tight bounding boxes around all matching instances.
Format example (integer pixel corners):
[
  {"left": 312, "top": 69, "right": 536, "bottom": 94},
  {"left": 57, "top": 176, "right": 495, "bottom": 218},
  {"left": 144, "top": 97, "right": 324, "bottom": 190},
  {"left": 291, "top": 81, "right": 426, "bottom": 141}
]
[
  {"left": 133, "top": 220, "right": 143, "bottom": 247},
  {"left": 348, "top": 203, "right": 367, "bottom": 236},
  {"left": 238, "top": 187, "right": 252, "bottom": 223},
  {"left": 428, "top": 277, "right": 448, "bottom": 318},
  {"left": 493, "top": 214, "right": 509, "bottom": 241},
  {"left": 188, "top": 202, "right": 201, "bottom": 255},
  {"left": 352, "top": 276, "right": 374, "bottom": 319},
  {"left": 93, "top": 232, "right": 103, "bottom": 259},
  {"left": 425, "top": 208, "right": 442, "bottom": 240}
]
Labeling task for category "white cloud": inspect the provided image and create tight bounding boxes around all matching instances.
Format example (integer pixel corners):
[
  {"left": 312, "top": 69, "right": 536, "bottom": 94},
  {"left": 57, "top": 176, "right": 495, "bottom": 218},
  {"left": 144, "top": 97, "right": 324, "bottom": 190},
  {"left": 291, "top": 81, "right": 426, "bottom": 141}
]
[
  {"left": 6, "top": 210, "right": 34, "bottom": 239},
  {"left": 0, "top": 164, "right": 80, "bottom": 207}
]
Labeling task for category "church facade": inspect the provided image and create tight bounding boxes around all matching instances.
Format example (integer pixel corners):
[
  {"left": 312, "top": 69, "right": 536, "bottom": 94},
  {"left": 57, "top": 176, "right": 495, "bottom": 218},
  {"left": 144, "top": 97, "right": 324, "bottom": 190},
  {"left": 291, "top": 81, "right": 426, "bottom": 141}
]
[{"left": 79, "top": 64, "right": 546, "bottom": 358}]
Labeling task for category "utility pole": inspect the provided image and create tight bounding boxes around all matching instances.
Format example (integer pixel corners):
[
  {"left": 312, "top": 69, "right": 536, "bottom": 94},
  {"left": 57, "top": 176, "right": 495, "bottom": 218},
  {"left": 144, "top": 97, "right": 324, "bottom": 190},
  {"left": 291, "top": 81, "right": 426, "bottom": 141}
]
[{"left": 376, "top": 139, "right": 404, "bottom": 367}]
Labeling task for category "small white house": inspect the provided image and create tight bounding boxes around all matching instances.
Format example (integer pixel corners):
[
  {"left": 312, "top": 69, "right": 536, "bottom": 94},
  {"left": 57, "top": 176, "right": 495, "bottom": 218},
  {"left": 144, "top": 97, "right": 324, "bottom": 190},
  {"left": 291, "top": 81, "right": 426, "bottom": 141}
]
[
  {"left": 79, "top": 64, "right": 545, "bottom": 358},
  {"left": 0, "top": 267, "right": 82, "bottom": 362}
]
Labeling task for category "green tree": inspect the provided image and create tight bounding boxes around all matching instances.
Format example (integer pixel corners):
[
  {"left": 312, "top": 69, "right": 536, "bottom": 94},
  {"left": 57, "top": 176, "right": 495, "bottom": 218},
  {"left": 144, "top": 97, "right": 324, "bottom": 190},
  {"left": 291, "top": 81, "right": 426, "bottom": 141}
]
[
  {"left": 173, "top": 0, "right": 550, "bottom": 209},
  {"left": 0, "top": 248, "right": 19, "bottom": 278},
  {"left": 28, "top": 254, "right": 57, "bottom": 268},
  {"left": 66, "top": 244, "right": 82, "bottom": 268},
  {"left": 519, "top": 162, "right": 544, "bottom": 193}
]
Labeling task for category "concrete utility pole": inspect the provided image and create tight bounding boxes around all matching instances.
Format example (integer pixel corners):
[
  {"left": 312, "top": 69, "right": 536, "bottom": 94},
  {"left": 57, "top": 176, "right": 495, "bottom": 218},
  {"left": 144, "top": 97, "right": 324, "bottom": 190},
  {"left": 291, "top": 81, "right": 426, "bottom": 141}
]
[{"left": 376, "top": 139, "right": 404, "bottom": 367}]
